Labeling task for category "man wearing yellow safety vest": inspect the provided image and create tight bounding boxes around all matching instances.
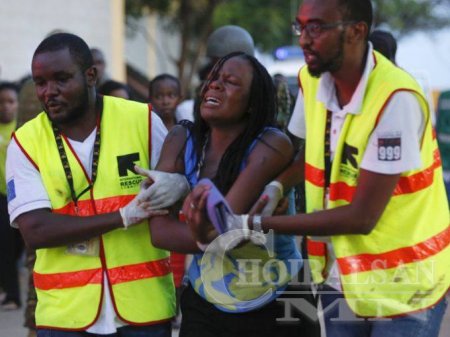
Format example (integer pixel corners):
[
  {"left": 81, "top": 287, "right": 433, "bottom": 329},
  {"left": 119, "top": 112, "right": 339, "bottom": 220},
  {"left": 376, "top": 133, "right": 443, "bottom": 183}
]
[
  {"left": 6, "top": 33, "right": 190, "bottom": 337},
  {"left": 185, "top": 0, "right": 450, "bottom": 336}
]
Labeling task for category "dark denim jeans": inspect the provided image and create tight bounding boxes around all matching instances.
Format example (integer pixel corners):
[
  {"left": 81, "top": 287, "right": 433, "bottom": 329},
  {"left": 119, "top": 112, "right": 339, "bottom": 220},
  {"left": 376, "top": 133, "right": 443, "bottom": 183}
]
[
  {"left": 320, "top": 285, "right": 448, "bottom": 337},
  {"left": 37, "top": 323, "right": 171, "bottom": 337}
]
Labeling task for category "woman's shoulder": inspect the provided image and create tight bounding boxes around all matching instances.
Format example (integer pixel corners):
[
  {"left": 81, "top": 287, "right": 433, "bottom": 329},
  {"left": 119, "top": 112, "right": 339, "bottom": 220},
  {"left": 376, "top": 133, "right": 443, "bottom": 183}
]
[
  {"left": 165, "top": 123, "right": 191, "bottom": 143},
  {"left": 258, "top": 127, "right": 293, "bottom": 153},
  {"left": 243, "top": 126, "right": 294, "bottom": 168},
  {"left": 155, "top": 123, "right": 191, "bottom": 173}
]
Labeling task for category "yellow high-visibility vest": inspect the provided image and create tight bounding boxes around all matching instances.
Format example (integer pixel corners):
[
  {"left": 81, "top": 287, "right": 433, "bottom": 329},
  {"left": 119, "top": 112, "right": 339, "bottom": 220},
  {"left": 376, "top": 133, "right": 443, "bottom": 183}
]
[
  {"left": 0, "top": 119, "right": 16, "bottom": 194},
  {"left": 302, "top": 51, "right": 450, "bottom": 317},
  {"left": 14, "top": 96, "right": 175, "bottom": 329}
]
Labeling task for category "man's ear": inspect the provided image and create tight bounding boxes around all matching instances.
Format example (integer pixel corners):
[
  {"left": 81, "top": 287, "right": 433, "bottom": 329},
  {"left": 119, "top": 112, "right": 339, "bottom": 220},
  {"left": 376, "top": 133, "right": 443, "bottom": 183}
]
[
  {"left": 346, "top": 22, "right": 369, "bottom": 44},
  {"left": 85, "top": 66, "right": 98, "bottom": 87}
]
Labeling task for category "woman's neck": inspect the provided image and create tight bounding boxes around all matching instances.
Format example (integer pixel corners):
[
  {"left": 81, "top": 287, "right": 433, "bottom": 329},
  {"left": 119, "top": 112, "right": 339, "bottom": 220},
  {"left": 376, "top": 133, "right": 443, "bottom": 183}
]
[
  {"left": 198, "top": 126, "right": 245, "bottom": 179},
  {"left": 209, "top": 125, "right": 244, "bottom": 151}
]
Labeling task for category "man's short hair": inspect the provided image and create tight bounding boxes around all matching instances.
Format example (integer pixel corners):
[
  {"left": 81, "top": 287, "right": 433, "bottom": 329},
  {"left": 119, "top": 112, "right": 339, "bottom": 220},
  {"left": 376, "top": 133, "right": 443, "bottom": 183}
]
[
  {"left": 33, "top": 33, "right": 93, "bottom": 72},
  {"left": 98, "top": 80, "right": 131, "bottom": 97},
  {"left": 338, "top": 0, "right": 373, "bottom": 36},
  {"left": 0, "top": 81, "right": 19, "bottom": 94},
  {"left": 148, "top": 74, "right": 181, "bottom": 98}
]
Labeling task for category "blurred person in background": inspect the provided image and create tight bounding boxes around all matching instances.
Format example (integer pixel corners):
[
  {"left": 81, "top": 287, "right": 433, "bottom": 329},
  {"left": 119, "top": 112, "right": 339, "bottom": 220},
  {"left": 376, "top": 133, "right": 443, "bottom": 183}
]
[
  {"left": 149, "top": 74, "right": 182, "bottom": 131},
  {"left": 0, "top": 81, "right": 23, "bottom": 311},
  {"left": 273, "top": 73, "right": 292, "bottom": 131},
  {"left": 98, "top": 79, "right": 131, "bottom": 100},
  {"left": 16, "top": 76, "right": 42, "bottom": 337},
  {"left": 91, "top": 47, "right": 108, "bottom": 89},
  {"left": 148, "top": 73, "right": 185, "bottom": 329},
  {"left": 369, "top": 29, "right": 397, "bottom": 64}
]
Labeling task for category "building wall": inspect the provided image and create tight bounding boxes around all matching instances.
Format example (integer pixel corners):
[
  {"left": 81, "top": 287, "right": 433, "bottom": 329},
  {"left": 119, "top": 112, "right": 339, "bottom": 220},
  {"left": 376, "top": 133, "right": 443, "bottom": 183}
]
[{"left": 0, "top": 0, "right": 125, "bottom": 82}]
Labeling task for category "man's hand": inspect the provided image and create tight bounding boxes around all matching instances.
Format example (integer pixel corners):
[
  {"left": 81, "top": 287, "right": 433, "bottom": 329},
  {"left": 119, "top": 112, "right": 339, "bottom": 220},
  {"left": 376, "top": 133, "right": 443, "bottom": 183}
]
[
  {"left": 204, "top": 212, "right": 268, "bottom": 252},
  {"left": 185, "top": 184, "right": 269, "bottom": 252},
  {"left": 119, "top": 186, "right": 168, "bottom": 228},
  {"left": 134, "top": 166, "right": 190, "bottom": 210}
]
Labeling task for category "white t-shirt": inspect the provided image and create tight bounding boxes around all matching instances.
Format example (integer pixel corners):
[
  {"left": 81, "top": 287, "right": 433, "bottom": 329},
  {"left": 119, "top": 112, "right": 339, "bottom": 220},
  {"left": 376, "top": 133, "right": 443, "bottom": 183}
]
[
  {"left": 6, "top": 111, "right": 167, "bottom": 334},
  {"left": 175, "top": 99, "right": 194, "bottom": 122},
  {"left": 287, "top": 43, "right": 426, "bottom": 290}
]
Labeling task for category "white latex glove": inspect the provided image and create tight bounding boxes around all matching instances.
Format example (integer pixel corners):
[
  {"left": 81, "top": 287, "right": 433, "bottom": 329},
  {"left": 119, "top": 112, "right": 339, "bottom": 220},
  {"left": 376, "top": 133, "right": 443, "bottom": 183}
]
[
  {"left": 199, "top": 214, "right": 266, "bottom": 252},
  {"left": 119, "top": 187, "right": 168, "bottom": 228},
  {"left": 134, "top": 166, "right": 190, "bottom": 210},
  {"left": 259, "top": 181, "right": 284, "bottom": 216}
]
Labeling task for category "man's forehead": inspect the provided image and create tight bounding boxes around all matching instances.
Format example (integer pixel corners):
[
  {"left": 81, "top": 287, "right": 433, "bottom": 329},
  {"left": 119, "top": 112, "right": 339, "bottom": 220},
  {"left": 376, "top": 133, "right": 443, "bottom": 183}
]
[
  {"left": 299, "top": 0, "right": 341, "bottom": 18},
  {"left": 32, "top": 48, "right": 77, "bottom": 71}
]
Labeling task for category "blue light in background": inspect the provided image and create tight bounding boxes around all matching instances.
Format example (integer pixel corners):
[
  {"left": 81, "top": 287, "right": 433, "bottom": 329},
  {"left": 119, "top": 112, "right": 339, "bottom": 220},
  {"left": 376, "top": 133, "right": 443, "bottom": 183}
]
[{"left": 273, "top": 46, "right": 304, "bottom": 60}]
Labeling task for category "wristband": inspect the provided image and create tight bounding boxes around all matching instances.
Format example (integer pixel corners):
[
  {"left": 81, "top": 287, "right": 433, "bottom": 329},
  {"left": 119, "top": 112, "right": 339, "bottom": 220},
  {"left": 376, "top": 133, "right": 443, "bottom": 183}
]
[
  {"left": 252, "top": 215, "right": 263, "bottom": 233},
  {"left": 241, "top": 214, "right": 250, "bottom": 239},
  {"left": 268, "top": 180, "right": 284, "bottom": 196}
]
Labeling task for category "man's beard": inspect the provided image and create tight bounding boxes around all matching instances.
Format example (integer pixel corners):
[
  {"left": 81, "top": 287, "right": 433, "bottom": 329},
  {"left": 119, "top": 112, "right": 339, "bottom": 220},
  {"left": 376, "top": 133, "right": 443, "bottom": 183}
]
[
  {"left": 308, "top": 31, "right": 345, "bottom": 78},
  {"left": 45, "top": 85, "right": 90, "bottom": 125}
]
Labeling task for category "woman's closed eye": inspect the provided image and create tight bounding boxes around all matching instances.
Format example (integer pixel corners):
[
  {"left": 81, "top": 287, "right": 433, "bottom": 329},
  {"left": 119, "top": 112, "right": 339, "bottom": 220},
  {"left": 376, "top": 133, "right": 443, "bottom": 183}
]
[{"left": 223, "top": 75, "right": 241, "bottom": 86}]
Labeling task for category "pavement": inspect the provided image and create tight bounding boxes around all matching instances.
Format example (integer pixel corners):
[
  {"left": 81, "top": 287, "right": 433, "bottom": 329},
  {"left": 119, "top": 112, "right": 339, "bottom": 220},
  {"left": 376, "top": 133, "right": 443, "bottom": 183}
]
[{"left": 1, "top": 266, "right": 449, "bottom": 337}]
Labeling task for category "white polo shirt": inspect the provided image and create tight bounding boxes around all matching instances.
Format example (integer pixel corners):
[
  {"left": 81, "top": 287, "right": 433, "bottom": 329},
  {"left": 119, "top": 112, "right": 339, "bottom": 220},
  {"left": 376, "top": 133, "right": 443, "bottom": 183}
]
[
  {"left": 6, "top": 111, "right": 167, "bottom": 334},
  {"left": 287, "top": 43, "right": 426, "bottom": 289}
]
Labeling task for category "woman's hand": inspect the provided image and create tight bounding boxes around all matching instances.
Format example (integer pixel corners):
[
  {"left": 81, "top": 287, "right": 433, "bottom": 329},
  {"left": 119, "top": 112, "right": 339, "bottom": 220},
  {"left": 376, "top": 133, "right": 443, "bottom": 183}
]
[{"left": 182, "top": 184, "right": 218, "bottom": 244}]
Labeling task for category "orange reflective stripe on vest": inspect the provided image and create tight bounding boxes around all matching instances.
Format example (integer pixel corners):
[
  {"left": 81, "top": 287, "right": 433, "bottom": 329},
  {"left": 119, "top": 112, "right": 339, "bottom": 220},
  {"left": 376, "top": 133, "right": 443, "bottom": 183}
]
[
  {"left": 307, "top": 148, "right": 443, "bottom": 204},
  {"left": 329, "top": 182, "right": 356, "bottom": 203},
  {"left": 337, "top": 226, "right": 450, "bottom": 276},
  {"left": 53, "top": 195, "right": 134, "bottom": 215},
  {"left": 34, "top": 268, "right": 103, "bottom": 290},
  {"left": 34, "top": 258, "right": 172, "bottom": 290},
  {"left": 305, "top": 163, "right": 325, "bottom": 187},
  {"left": 108, "top": 258, "right": 171, "bottom": 284},
  {"left": 306, "top": 238, "right": 328, "bottom": 282},
  {"left": 393, "top": 148, "right": 442, "bottom": 195},
  {"left": 307, "top": 239, "right": 327, "bottom": 256}
]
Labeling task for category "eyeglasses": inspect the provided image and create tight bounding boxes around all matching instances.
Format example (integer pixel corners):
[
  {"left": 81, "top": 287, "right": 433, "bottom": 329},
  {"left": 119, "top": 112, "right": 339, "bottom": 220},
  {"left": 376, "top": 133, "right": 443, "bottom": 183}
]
[{"left": 292, "top": 21, "right": 355, "bottom": 39}]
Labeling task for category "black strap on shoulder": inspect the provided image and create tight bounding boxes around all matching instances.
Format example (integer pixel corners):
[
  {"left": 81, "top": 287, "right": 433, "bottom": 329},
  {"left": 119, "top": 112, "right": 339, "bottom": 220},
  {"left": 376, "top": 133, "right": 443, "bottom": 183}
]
[
  {"left": 324, "top": 110, "right": 332, "bottom": 188},
  {"left": 51, "top": 116, "right": 101, "bottom": 211}
]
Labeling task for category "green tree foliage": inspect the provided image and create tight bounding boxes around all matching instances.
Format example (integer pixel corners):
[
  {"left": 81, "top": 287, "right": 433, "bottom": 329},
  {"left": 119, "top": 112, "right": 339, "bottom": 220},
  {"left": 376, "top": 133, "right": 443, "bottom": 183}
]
[{"left": 213, "top": 0, "right": 295, "bottom": 51}]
